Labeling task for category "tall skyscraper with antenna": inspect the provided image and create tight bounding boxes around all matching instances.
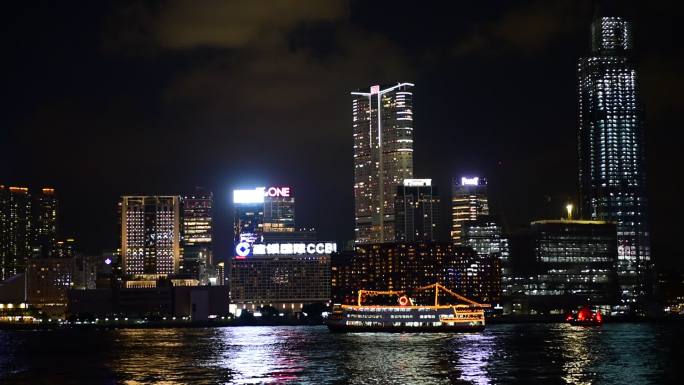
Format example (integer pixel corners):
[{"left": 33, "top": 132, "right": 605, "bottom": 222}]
[{"left": 578, "top": 14, "right": 651, "bottom": 311}]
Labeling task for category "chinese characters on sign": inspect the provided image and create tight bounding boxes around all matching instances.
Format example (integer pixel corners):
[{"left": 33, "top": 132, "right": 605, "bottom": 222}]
[{"left": 235, "top": 242, "right": 337, "bottom": 257}]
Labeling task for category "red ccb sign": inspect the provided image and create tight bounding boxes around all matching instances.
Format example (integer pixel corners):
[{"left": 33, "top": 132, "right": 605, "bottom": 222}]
[{"left": 265, "top": 186, "right": 291, "bottom": 197}]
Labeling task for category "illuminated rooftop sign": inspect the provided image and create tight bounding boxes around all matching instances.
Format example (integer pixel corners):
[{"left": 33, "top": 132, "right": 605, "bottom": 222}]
[
  {"left": 265, "top": 186, "right": 290, "bottom": 197},
  {"left": 234, "top": 242, "right": 337, "bottom": 258},
  {"left": 233, "top": 187, "right": 265, "bottom": 204},
  {"left": 403, "top": 179, "right": 431, "bottom": 187},
  {"left": 461, "top": 177, "right": 480, "bottom": 186},
  {"left": 234, "top": 186, "right": 293, "bottom": 203},
  {"left": 370, "top": 85, "right": 380, "bottom": 94}
]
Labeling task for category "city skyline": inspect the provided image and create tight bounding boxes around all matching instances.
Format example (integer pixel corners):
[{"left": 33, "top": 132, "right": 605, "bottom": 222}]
[
  {"left": 3, "top": 1, "right": 681, "bottom": 270},
  {"left": 2, "top": 3, "right": 683, "bottom": 383}
]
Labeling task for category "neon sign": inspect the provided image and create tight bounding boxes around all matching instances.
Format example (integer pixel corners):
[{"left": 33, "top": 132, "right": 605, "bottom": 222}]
[
  {"left": 403, "top": 179, "right": 431, "bottom": 187},
  {"left": 265, "top": 186, "right": 290, "bottom": 197},
  {"left": 370, "top": 85, "right": 380, "bottom": 94},
  {"left": 235, "top": 241, "right": 251, "bottom": 257},
  {"left": 234, "top": 242, "right": 337, "bottom": 257},
  {"left": 233, "top": 187, "right": 265, "bottom": 204},
  {"left": 461, "top": 177, "right": 479, "bottom": 186}
]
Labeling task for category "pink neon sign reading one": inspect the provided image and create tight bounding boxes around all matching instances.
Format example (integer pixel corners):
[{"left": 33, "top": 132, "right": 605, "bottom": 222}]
[{"left": 265, "top": 187, "right": 290, "bottom": 197}]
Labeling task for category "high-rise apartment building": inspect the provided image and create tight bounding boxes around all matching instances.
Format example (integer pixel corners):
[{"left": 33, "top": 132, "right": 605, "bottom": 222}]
[
  {"left": 578, "top": 15, "right": 651, "bottom": 309},
  {"left": 120, "top": 196, "right": 181, "bottom": 276},
  {"left": 451, "top": 177, "right": 489, "bottom": 244},
  {"left": 352, "top": 83, "right": 414, "bottom": 244},
  {"left": 33, "top": 188, "right": 58, "bottom": 258},
  {"left": 0, "top": 186, "right": 32, "bottom": 281},
  {"left": 181, "top": 189, "right": 213, "bottom": 281},
  {"left": 394, "top": 179, "right": 439, "bottom": 242}
]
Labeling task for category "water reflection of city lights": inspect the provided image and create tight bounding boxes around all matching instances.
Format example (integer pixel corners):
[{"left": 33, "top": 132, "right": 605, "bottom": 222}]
[
  {"left": 112, "top": 329, "right": 192, "bottom": 385},
  {"left": 449, "top": 333, "right": 494, "bottom": 385},
  {"left": 216, "top": 327, "right": 304, "bottom": 384},
  {"left": 558, "top": 324, "right": 594, "bottom": 384},
  {"left": 340, "top": 333, "right": 452, "bottom": 385}
]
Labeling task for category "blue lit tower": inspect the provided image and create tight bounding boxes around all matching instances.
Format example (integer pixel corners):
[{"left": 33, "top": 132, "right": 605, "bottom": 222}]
[{"left": 578, "top": 15, "right": 651, "bottom": 310}]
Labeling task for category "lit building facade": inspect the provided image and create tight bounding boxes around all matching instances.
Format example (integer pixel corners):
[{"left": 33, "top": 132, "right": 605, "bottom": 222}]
[
  {"left": 332, "top": 243, "right": 501, "bottom": 305},
  {"left": 263, "top": 186, "right": 295, "bottom": 233},
  {"left": 233, "top": 187, "right": 266, "bottom": 245},
  {"left": 181, "top": 189, "right": 213, "bottom": 281},
  {"left": 451, "top": 177, "right": 489, "bottom": 245},
  {"left": 578, "top": 16, "right": 651, "bottom": 308},
  {"left": 0, "top": 186, "right": 32, "bottom": 281},
  {"left": 120, "top": 196, "right": 181, "bottom": 277},
  {"left": 528, "top": 220, "right": 619, "bottom": 313},
  {"left": 230, "top": 242, "right": 332, "bottom": 313},
  {"left": 234, "top": 186, "right": 305, "bottom": 246},
  {"left": 352, "top": 83, "right": 414, "bottom": 244},
  {"left": 461, "top": 216, "right": 510, "bottom": 294},
  {"left": 394, "top": 179, "right": 439, "bottom": 242},
  {"left": 54, "top": 238, "right": 76, "bottom": 258},
  {"left": 33, "top": 188, "right": 58, "bottom": 258},
  {"left": 27, "top": 257, "right": 74, "bottom": 315}
]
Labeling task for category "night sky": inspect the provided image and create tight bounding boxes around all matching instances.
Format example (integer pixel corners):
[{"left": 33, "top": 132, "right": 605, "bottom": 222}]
[{"left": 3, "top": 1, "right": 682, "bottom": 268}]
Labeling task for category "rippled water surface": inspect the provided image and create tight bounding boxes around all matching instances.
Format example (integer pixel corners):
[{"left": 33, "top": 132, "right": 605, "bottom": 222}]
[{"left": 0, "top": 323, "right": 680, "bottom": 384}]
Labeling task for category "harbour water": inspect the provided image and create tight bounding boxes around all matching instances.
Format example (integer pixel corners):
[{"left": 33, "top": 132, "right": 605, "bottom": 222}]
[{"left": 0, "top": 323, "right": 680, "bottom": 384}]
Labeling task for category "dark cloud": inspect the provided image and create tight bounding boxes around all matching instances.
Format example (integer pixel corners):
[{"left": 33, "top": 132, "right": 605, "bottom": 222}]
[
  {"left": 454, "top": 0, "right": 591, "bottom": 55},
  {"left": 104, "top": 0, "right": 347, "bottom": 52}
]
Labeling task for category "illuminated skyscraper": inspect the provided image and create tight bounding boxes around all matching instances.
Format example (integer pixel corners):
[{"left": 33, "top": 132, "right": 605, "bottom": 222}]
[
  {"left": 181, "top": 188, "right": 213, "bottom": 281},
  {"left": 233, "top": 187, "right": 266, "bottom": 246},
  {"left": 0, "top": 186, "right": 32, "bottom": 281},
  {"left": 462, "top": 215, "right": 510, "bottom": 294},
  {"left": 263, "top": 186, "right": 295, "bottom": 233},
  {"left": 395, "top": 179, "right": 439, "bottom": 242},
  {"left": 578, "top": 15, "right": 651, "bottom": 309},
  {"left": 33, "top": 188, "right": 58, "bottom": 258},
  {"left": 120, "top": 196, "right": 181, "bottom": 276},
  {"left": 527, "top": 219, "right": 619, "bottom": 313},
  {"left": 451, "top": 177, "right": 489, "bottom": 245},
  {"left": 352, "top": 83, "right": 414, "bottom": 244}
]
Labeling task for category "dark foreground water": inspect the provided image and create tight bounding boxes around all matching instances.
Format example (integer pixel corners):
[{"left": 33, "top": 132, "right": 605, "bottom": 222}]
[{"left": 0, "top": 323, "right": 681, "bottom": 384}]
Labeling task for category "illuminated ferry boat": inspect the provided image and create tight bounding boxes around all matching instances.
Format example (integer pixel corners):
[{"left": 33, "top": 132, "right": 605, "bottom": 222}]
[{"left": 327, "top": 283, "right": 489, "bottom": 333}]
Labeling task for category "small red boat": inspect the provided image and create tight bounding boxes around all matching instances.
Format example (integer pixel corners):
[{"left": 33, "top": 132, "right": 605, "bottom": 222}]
[{"left": 565, "top": 306, "right": 603, "bottom": 326}]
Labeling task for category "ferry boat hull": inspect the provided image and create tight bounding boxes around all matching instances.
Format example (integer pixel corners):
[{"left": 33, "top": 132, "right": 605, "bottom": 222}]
[{"left": 327, "top": 322, "right": 484, "bottom": 333}]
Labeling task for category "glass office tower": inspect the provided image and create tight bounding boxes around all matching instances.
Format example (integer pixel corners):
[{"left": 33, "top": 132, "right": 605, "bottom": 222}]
[
  {"left": 461, "top": 215, "right": 510, "bottom": 295},
  {"left": 263, "top": 189, "right": 295, "bottom": 233},
  {"left": 352, "top": 83, "right": 414, "bottom": 244},
  {"left": 394, "top": 179, "right": 439, "bottom": 242},
  {"left": 451, "top": 177, "right": 489, "bottom": 245},
  {"left": 233, "top": 187, "right": 266, "bottom": 246},
  {"left": 578, "top": 15, "right": 651, "bottom": 310},
  {"left": 528, "top": 219, "right": 619, "bottom": 313},
  {"left": 181, "top": 188, "right": 213, "bottom": 281}
]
